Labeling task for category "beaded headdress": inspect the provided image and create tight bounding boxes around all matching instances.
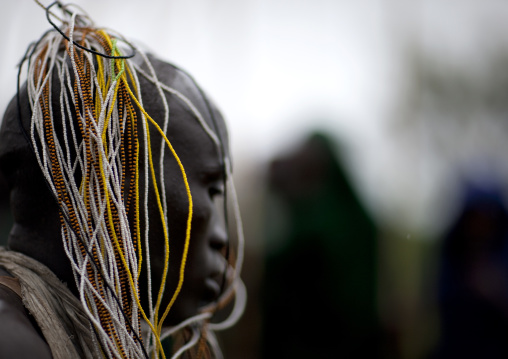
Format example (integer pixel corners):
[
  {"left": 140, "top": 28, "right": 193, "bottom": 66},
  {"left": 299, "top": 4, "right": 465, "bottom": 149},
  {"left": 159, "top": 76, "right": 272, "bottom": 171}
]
[{"left": 20, "top": 2, "right": 245, "bottom": 358}]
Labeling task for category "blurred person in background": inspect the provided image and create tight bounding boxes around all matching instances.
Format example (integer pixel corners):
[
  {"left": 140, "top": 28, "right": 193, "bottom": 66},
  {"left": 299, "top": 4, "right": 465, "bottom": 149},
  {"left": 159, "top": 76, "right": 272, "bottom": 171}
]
[
  {"left": 432, "top": 176, "right": 508, "bottom": 359},
  {"left": 260, "top": 132, "right": 381, "bottom": 358}
]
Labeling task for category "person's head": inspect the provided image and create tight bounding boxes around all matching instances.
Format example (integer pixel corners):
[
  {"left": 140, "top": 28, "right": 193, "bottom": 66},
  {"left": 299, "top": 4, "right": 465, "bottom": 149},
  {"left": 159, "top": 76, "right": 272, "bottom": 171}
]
[{"left": 0, "top": 3, "right": 244, "bottom": 357}]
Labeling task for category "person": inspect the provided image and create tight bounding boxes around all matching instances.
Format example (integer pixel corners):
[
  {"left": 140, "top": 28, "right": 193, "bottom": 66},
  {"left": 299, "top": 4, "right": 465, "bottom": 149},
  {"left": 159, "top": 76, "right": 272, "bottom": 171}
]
[
  {"left": 432, "top": 179, "right": 508, "bottom": 359},
  {"left": 0, "top": 3, "right": 245, "bottom": 358},
  {"left": 261, "top": 132, "right": 380, "bottom": 358}
]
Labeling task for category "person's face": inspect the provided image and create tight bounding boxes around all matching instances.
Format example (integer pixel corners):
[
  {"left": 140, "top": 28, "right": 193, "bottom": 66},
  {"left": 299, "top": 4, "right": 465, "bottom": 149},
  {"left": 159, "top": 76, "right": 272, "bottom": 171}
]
[{"left": 137, "top": 75, "right": 230, "bottom": 326}]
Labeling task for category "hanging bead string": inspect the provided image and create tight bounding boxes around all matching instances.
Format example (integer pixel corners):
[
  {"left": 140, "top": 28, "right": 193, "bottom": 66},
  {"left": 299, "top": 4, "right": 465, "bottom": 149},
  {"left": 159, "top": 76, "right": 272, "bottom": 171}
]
[
  {"left": 23, "top": 1, "right": 246, "bottom": 358},
  {"left": 27, "top": 8, "right": 168, "bottom": 359},
  {"left": 28, "top": 12, "right": 147, "bottom": 357}
]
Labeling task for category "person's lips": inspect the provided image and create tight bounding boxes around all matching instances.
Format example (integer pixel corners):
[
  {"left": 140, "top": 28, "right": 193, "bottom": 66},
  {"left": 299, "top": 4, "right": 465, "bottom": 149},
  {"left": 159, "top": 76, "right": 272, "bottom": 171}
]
[{"left": 204, "top": 277, "right": 221, "bottom": 301}]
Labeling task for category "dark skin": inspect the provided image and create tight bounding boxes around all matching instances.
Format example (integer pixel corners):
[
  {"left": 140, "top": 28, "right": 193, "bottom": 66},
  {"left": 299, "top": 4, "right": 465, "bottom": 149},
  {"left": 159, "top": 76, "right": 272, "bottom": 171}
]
[{"left": 0, "top": 54, "right": 230, "bottom": 357}]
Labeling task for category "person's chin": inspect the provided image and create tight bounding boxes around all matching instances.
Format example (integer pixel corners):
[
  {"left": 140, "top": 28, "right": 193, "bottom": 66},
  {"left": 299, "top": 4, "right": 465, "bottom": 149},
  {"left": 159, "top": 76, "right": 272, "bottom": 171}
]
[
  {"left": 195, "top": 277, "right": 222, "bottom": 311},
  {"left": 160, "top": 277, "right": 223, "bottom": 326},
  {"left": 162, "top": 301, "right": 199, "bottom": 326}
]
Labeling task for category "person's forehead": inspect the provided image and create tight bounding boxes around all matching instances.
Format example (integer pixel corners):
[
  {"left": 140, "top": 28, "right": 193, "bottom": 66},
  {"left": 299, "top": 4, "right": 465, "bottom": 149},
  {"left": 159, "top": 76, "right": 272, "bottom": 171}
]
[
  {"left": 163, "top": 102, "right": 225, "bottom": 175},
  {"left": 140, "top": 56, "right": 230, "bottom": 169}
]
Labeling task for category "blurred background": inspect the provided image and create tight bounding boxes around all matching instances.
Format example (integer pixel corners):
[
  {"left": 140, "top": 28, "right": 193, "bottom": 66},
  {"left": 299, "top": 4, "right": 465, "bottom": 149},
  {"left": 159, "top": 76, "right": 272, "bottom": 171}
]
[{"left": 2, "top": 1, "right": 508, "bottom": 358}]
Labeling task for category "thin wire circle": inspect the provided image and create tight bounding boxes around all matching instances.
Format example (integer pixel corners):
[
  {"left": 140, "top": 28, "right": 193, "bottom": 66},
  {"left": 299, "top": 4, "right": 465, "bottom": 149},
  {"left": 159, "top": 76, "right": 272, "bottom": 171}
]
[{"left": 46, "top": 1, "right": 136, "bottom": 60}]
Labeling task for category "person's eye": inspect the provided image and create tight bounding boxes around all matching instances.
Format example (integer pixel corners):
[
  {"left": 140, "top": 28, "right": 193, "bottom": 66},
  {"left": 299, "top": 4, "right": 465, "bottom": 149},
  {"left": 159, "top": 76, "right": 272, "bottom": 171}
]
[{"left": 208, "top": 185, "right": 224, "bottom": 198}]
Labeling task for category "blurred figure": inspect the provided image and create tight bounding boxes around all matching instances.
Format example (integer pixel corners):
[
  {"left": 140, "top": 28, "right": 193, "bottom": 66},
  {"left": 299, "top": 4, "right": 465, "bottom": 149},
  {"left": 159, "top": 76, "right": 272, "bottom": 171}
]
[
  {"left": 433, "top": 177, "right": 508, "bottom": 359},
  {"left": 260, "top": 132, "right": 381, "bottom": 358}
]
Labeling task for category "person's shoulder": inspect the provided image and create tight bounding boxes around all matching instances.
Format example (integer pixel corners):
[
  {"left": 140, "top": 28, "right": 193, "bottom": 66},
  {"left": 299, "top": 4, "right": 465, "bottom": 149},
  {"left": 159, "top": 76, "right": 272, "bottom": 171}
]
[{"left": 0, "top": 285, "right": 52, "bottom": 359}]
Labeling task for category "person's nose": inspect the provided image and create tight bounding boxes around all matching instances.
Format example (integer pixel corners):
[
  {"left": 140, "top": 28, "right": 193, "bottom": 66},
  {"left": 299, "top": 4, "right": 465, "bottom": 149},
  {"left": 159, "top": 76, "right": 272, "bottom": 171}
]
[{"left": 209, "top": 217, "right": 228, "bottom": 252}]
